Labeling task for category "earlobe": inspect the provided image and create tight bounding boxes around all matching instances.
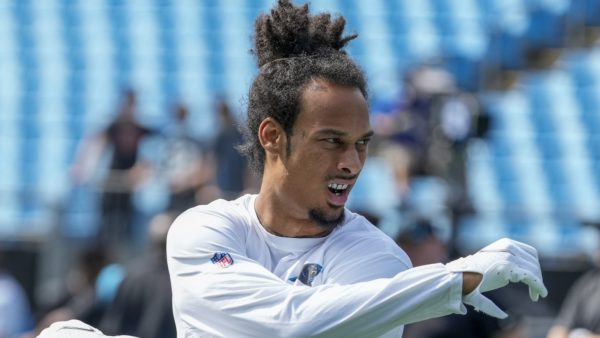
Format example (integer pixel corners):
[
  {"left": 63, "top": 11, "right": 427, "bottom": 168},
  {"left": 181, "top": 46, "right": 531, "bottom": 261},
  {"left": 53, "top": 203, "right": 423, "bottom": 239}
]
[{"left": 258, "top": 118, "right": 285, "bottom": 155}]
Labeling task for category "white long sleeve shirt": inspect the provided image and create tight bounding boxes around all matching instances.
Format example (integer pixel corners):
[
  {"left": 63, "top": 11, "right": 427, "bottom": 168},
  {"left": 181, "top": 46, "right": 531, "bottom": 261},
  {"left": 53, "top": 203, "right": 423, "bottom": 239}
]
[{"left": 167, "top": 194, "right": 467, "bottom": 338}]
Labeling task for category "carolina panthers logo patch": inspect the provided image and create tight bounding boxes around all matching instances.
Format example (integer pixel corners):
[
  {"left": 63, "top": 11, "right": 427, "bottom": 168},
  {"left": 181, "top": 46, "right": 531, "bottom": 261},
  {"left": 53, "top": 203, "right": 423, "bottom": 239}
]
[{"left": 297, "top": 263, "right": 323, "bottom": 286}]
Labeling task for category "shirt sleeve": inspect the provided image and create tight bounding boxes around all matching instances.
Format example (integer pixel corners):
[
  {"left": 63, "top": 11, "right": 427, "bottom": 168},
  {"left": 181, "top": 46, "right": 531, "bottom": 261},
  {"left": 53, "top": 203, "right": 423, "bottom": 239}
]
[{"left": 167, "top": 208, "right": 466, "bottom": 338}]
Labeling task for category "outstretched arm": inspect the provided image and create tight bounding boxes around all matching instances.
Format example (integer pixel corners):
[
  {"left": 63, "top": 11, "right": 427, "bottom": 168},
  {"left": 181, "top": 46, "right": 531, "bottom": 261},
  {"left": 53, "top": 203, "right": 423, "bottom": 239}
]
[
  {"left": 168, "top": 209, "right": 546, "bottom": 338},
  {"left": 168, "top": 209, "right": 467, "bottom": 338}
]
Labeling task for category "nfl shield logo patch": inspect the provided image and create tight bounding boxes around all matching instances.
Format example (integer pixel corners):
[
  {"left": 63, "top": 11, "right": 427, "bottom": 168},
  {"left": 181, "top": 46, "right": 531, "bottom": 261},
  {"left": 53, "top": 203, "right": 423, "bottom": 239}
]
[{"left": 211, "top": 252, "right": 234, "bottom": 268}]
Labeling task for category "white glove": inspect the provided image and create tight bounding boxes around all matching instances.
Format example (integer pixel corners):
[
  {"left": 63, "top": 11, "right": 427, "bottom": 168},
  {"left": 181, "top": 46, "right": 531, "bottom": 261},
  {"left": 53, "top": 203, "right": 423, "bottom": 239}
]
[
  {"left": 446, "top": 238, "right": 548, "bottom": 319},
  {"left": 37, "top": 320, "right": 138, "bottom": 338}
]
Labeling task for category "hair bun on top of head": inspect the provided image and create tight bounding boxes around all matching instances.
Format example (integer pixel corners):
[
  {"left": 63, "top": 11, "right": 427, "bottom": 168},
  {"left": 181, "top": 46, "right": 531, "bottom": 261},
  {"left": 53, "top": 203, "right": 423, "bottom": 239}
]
[{"left": 253, "top": 0, "right": 358, "bottom": 68}]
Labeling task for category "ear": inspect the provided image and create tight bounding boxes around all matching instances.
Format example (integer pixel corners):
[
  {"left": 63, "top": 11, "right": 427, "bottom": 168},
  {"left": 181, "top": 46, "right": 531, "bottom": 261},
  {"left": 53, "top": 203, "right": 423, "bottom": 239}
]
[{"left": 258, "top": 117, "right": 286, "bottom": 156}]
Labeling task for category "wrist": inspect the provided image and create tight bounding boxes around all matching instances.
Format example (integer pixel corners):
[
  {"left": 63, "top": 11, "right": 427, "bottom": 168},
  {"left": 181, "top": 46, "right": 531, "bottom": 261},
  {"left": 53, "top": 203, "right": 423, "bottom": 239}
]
[{"left": 462, "top": 272, "right": 483, "bottom": 294}]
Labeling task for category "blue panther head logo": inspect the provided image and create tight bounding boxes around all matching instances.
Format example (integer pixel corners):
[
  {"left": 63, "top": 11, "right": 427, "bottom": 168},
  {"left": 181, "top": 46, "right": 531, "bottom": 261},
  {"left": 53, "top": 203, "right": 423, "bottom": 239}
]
[{"left": 298, "top": 263, "right": 323, "bottom": 286}]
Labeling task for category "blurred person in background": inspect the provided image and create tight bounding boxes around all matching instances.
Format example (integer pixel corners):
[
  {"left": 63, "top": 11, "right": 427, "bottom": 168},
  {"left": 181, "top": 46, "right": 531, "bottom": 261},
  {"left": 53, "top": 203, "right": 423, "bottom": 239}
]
[
  {"left": 0, "top": 252, "right": 32, "bottom": 338},
  {"left": 71, "top": 89, "right": 155, "bottom": 249},
  {"left": 379, "top": 142, "right": 414, "bottom": 204},
  {"left": 99, "top": 212, "right": 176, "bottom": 338},
  {"left": 161, "top": 103, "right": 211, "bottom": 211},
  {"left": 547, "top": 228, "right": 600, "bottom": 338},
  {"left": 395, "top": 218, "right": 448, "bottom": 268},
  {"left": 206, "top": 99, "right": 254, "bottom": 200},
  {"left": 27, "top": 247, "right": 117, "bottom": 337},
  {"left": 427, "top": 92, "right": 481, "bottom": 214},
  {"left": 372, "top": 66, "right": 456, "bottom": 177},
  {"left": 135, "top": 103, "right": 212, "bottom": 214}
]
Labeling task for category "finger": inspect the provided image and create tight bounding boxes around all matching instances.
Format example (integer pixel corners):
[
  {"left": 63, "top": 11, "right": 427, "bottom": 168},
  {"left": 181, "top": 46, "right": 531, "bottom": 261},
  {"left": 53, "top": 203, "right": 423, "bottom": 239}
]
[
  {"left": 506, "top": 267, "right": 544, "bottom": 301},
  {"left": 520, "top": 269, "right": 548, "bottom": 299},
  {"left": 522, "top": 270, "right": 547, "bottom": 298},
  {"left": 509, "top": 255, "right": 544, "bottom": 284},
  {"left": 541, "top": 284, "right": 548, "bottom": 297},
  {"left": 529, "top": 286, "right": 539, "bottom": 302},
  {"left": 463, "top": 291, "right": 508, "bottom": 319}
]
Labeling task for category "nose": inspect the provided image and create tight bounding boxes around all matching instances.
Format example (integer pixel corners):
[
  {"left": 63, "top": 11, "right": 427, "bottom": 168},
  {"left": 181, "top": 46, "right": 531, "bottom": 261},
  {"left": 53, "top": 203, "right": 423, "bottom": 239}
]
[{"left": 338, "top": 147, "right": 364, "bottom": 175}]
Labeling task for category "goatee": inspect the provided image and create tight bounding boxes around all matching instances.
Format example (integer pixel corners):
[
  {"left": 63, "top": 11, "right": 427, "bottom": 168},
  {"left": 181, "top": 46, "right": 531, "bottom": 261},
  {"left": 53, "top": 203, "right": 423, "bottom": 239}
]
[{"left": 308, "top": 208, "right": 345, "bottom": 231}]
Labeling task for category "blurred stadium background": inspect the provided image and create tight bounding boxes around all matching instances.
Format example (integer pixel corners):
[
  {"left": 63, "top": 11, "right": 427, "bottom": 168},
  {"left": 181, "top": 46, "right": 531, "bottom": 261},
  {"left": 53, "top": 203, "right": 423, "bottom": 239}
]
[{"left": 1, "top": 0, "right": 600, "bottom": 337}]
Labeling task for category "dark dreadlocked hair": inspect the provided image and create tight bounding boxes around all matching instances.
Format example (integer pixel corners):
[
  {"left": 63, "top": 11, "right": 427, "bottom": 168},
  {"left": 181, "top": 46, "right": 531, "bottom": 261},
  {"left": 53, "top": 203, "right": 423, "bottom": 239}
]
[{"left": 238, "top": 0, "right": 368, "bottom": 175}]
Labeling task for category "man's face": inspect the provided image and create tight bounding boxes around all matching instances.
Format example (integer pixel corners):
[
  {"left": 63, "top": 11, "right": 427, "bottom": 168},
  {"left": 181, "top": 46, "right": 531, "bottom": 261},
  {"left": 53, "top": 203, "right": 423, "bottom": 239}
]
[{"left": 278, "top": 79, "right": 372, "bottom": 229}]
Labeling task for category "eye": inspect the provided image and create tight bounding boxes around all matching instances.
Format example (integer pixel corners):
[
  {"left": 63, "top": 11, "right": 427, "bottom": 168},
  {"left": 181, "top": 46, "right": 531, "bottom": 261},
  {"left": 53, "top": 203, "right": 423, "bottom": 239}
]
[
  {"left": 324, "top": 138, "right": 341, "bottom": 144},
  {"left": 357, "top": 138, "right": 371, "bottom": 146},
  {"left": 355, "top": 138, "right": 370, "bottom": 153}
]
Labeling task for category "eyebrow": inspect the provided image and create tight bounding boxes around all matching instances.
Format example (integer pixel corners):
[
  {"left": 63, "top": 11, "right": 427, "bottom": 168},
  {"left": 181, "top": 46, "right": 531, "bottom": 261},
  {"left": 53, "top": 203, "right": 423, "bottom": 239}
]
[{"left": 316, "top": 129, "right": 375, "bottom": 138}]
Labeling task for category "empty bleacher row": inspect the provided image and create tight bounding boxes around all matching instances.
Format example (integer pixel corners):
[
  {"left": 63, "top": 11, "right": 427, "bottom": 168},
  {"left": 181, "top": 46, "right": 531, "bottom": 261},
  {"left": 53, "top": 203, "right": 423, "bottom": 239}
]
[
  {"left": 0, "top": 0, "right": 599, "bottom": 258},
  {"left": 462, "top": 46, "right": 600, "bottom": 256}
]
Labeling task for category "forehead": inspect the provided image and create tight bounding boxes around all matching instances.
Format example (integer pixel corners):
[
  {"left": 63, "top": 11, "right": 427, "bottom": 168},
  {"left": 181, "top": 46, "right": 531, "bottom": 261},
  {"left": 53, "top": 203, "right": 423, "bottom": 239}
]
[{"left": 295, "top": 80, "right": 370, "bottom": 135}]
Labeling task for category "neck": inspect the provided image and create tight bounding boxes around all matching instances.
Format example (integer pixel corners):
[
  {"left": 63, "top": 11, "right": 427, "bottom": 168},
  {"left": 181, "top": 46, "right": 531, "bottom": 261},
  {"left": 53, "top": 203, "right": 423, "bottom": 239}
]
[{"left": 255, "top": 187, "right": 333, "bottom": 238}]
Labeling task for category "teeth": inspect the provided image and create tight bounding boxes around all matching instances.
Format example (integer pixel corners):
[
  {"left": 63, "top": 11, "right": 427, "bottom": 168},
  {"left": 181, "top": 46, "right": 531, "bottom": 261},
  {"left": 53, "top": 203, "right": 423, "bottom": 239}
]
[{"left": 328, "top": 183, "right": 349, "bottom": 190}]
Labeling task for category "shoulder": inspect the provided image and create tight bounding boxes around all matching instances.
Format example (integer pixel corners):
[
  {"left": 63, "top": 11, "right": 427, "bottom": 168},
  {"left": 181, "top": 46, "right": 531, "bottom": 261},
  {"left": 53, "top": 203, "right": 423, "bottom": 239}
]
[
  {"left": 322, "top": 211, "right": 412, "bottom": 284},
  {"left": 335, "top": 211, "right": 406, "bottom": 254},
  {"left": 167, "top": 195, "right": 255, "bottom": 256}
]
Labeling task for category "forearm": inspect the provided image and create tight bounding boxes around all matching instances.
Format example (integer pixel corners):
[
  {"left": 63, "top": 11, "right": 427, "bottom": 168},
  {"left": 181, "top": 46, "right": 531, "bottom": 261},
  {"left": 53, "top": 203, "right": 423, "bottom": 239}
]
[
  {"left": 171, "top": 262, "right": 466, "bottom": 338},
  {"left": 313, "top": 264, "right": 467, "bottom": 337}
]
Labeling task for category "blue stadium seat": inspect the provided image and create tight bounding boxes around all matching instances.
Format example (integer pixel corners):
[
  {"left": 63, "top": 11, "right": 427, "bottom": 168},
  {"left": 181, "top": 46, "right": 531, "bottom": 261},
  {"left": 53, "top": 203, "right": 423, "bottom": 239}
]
[
  {"left": 564, "top": 49, "right": 600, "bottom": 87},
  {"left": 586, "top": 136, "right": 600, "bottom": 159},
  {"left": 536, "top": 134, "right": 562, "bottom": 159},
  {"left": 577, "top": 0, "right": 600, "bottom": 25},
  {"left": 591, "top": 158, "right": 600, "bottom": 193},
  {"left": 457, "top": 214, "right": 509, "bottom": 252},
  {"left": 466, "top": 141, "right": 504, "bottom": 211},
  {"left": 347, "top": 156, "right": 400, "bottom": 213},
  {"left": 0, "top": 136, "right": 20, "bottom": 194},
  {"left": 575, "top": 88, "right": 600, "bottom": 136},
  {"left": 2, "top": 0, "right": 600, "bottom": 256},
  {"left": 524, "top": 0, "right": 570, "bottom": 48},
  {"left": 477, "top": 0, "right": 529, "bottom": 69}
]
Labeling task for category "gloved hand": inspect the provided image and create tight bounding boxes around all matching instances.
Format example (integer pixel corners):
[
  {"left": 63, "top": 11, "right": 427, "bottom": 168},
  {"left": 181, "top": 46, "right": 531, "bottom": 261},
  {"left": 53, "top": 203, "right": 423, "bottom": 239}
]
[
  {"left": 37, "top": 319, "right": 138, "bottom": 338},
  {"left": 446, "top": 238, "right": 548, "bottom": 319}
]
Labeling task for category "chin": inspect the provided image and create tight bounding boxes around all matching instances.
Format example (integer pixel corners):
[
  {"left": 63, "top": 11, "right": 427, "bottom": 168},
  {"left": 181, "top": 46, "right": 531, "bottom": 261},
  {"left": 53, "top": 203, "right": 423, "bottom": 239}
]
[{"left": 308, "top": 207, "right": 345, "bottom": 230}]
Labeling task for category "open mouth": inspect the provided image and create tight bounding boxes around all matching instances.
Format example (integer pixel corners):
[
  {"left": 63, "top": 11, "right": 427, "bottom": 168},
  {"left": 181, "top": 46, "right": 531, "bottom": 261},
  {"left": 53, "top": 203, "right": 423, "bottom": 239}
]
[{"left": 327, "top": 183, "right": 349, "bottom": 196}]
